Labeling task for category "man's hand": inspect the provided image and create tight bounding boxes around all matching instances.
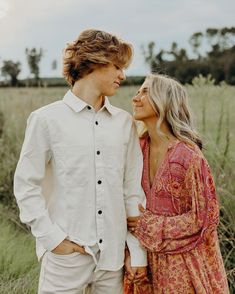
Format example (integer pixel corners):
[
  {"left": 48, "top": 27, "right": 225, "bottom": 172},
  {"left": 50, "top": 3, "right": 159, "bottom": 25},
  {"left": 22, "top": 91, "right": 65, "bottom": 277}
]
[
  {"left": 132, "top": 266, "right": 147, "bottom": 280},
  {"left": 124, "top": 247, "right": 147, "bottom": 281},
  {"left": 51, "top": 239, "right": 88, "bottom": 255},
  {"left": 124, "top": 249, "right": 135, "bottom": 280}
]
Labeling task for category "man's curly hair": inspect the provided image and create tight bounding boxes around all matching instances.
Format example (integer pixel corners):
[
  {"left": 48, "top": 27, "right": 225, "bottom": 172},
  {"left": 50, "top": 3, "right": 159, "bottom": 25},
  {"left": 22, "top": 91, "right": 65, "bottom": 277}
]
[{"left": 63, "top": 29, "right": 133, "bottom": 86}]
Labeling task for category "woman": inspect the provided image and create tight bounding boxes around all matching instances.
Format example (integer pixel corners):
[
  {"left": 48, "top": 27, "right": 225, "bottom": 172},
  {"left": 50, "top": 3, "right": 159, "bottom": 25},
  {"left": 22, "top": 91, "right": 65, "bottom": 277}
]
[{"left": 125, "top": 74, "right": 229, "bottom": 293}]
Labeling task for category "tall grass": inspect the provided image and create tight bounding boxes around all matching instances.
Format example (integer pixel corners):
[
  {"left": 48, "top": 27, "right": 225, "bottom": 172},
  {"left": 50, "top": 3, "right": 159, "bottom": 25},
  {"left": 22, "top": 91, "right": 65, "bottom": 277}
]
[
  {"left": 0, "top": 79, "right": 235, "bottom": 291},
  {"left": 0, "top": 204, "right": 39, "bottom": 293}
]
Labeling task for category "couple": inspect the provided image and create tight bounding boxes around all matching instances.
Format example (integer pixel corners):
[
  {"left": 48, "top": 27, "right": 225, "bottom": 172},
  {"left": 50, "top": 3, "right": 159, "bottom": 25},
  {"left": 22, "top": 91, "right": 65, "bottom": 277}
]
[{"left": 14, "top": 29, "right": 229, "bottom": 293}]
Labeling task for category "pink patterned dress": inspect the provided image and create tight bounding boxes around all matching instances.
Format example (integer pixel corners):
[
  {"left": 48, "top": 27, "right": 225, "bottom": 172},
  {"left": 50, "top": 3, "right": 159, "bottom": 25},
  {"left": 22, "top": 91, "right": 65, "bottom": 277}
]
[{"left": 134, "top": 136, "right": 229, "bottom": 293}]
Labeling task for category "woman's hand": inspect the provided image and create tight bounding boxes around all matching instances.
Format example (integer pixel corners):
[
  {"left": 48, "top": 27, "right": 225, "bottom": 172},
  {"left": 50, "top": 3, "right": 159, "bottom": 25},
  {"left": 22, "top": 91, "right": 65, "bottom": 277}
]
[
  {"left": 127, "top": 204, "right": 145, "bottom": 233},
  {"left": 51, "top": 239, "right": 88, "bottom": 255}
]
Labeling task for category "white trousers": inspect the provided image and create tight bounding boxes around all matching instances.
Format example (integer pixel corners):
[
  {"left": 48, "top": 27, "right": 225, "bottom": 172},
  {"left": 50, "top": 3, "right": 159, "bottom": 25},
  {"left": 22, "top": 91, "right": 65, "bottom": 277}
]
[{"left": 38, "top": 248, "right": 123, "bottom": 294}]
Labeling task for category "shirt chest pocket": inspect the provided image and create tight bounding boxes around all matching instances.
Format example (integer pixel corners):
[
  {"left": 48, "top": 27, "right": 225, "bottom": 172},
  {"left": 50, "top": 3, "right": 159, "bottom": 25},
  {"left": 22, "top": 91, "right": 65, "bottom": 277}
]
[
  {"left": 53, "top": 145, "right": 88, "bottom": 187},
  {"left": 103, "top": 143, "right": 127, "bottom": 171}
]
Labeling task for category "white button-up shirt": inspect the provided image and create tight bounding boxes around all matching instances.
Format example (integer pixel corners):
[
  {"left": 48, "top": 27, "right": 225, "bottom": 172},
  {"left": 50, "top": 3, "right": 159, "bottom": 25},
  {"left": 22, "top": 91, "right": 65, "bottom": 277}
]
[{"left": 14, "top": 90, "right": 147, "bottom": 270}]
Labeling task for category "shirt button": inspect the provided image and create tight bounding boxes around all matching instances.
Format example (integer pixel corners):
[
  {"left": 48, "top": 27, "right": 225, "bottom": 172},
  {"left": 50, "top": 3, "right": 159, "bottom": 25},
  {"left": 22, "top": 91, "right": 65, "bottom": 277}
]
[
  {"left": 95, "top": 121, "right": 98, "bottom": 125},
  {"left": 97, "top": 151, "right": 100, "bottom": 155},
  {"left": 99, "top": 239, "right": 103, "bottom": 243},
  {"left": 97, "top": 180, "right": 102, "bottom": 185},
  {"left": 87, "top": 106, "right": 91, "bottom": 110},
  {"left": 98, "top": 210, "right": 102, "bottom": 214}
]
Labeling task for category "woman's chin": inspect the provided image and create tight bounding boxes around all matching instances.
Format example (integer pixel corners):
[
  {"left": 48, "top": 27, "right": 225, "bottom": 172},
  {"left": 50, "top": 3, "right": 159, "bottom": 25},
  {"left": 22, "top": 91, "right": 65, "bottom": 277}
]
[{"left": 133, "top": 113, "right": 144, "bottom": 121}]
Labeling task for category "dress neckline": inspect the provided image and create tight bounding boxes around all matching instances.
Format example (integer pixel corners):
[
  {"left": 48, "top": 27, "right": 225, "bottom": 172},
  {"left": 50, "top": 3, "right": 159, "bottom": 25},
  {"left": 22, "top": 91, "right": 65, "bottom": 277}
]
[{"left": 144, "top": 136, "right": 180, "bottom": 192}]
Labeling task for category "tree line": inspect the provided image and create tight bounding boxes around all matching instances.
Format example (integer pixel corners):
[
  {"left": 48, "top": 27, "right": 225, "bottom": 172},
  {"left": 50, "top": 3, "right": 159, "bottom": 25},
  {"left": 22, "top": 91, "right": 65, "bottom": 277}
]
[
  {"left": 1, "top": 26, "right": 235, "bottom": 86},
  {"left": 143, "top": 27, "right": 235, "bottom": 84},
  {"left": 0, "top": 48, "right": 57, "bottom": 87}
]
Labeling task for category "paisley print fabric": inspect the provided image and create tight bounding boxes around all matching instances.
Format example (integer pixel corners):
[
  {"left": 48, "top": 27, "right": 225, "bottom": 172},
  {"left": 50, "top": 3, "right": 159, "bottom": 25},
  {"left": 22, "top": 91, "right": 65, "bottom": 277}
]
[{"left": 124, "top": 136, "right": 229, "bottom": 294}]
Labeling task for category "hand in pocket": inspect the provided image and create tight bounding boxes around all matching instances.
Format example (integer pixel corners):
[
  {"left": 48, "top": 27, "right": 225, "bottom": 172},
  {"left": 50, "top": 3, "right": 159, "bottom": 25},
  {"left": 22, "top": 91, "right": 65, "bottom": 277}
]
[{"left": 51, "top": 239, "right": 88, "bottom": 255}]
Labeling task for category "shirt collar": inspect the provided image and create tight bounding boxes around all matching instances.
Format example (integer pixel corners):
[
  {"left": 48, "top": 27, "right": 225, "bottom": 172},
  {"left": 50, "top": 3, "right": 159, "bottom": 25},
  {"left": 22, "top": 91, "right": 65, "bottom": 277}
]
[
  {"left": 63, "top": 90, "right": 119, "bottom": 116},
  {"left": 63, "top": 90, "right": 88, "bottom": 113},
  {"left": 103, "top": 96, "right": 119, "bottom": 116}
]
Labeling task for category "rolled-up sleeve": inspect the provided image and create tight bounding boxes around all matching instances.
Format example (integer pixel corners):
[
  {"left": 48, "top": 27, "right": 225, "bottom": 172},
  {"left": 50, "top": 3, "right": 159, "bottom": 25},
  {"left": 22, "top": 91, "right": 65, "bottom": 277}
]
[{"left": 14, "top": 112, "right": 67, "bottom": 251}]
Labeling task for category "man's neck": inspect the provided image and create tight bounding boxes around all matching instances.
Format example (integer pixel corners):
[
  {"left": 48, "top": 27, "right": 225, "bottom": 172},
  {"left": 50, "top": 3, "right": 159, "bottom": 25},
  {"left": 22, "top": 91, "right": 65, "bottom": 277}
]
[{"left": 72, "top": 78, "right": 104, "bottom": 112}]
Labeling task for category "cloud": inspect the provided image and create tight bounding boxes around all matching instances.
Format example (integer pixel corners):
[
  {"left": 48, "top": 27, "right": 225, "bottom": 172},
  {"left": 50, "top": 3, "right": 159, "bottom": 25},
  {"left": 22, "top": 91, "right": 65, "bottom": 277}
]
[{"left": 0, "top": 0, "right": 9, "bottom": 19}]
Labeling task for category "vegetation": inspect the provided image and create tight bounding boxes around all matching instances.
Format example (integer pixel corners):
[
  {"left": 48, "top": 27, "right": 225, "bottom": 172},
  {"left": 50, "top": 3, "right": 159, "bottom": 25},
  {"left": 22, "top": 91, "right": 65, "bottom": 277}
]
[
  {"left": 0, "top": 204, "right": 39, "bottom": 294},
  {"left": 1, "top": 60, "right": 21, "bottom": 87},
  {"left": 143, "top": 26, "right": 235, "bottom": 85},
  {"left": 0, "top": 76, "right": 145, "bottom": 88},
  {"left": 25, "top": 48, "right": 44, "bottom": 85},
  {"left": 1, "top": 27, "right": 235, "bottom": 87},
  {"left": 0, "top": 78, "right": 234, "bottom": 292}
]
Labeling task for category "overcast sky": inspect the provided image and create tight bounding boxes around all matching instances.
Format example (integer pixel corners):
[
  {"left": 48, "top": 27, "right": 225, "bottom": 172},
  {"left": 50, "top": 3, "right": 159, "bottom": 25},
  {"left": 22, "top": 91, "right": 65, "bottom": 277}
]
[{"left": 0, "top": 0, "right": 235, "bottom": 79}]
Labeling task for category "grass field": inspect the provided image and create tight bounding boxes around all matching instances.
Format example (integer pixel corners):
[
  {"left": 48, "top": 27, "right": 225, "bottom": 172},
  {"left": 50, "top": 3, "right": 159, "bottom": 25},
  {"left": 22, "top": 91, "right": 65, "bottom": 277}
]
[
  {"left": 0, "top": 204, "right": 39, "bottom": 293},
  {"left": 0, "top": 78, "right": 235, "bottom": 292}
]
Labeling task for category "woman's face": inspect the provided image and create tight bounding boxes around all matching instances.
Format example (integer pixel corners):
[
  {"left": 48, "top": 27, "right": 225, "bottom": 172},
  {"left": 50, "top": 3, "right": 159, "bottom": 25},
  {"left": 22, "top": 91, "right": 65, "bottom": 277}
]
[{"left": 132, "top": 80, "right": 157, "bottom": 121}]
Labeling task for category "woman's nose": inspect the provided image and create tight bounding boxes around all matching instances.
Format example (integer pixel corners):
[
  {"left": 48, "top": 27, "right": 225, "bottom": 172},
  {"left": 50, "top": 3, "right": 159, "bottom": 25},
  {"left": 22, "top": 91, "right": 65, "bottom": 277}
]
[{"left": 132, "top": 95, "right": 141, "bottom": 103}]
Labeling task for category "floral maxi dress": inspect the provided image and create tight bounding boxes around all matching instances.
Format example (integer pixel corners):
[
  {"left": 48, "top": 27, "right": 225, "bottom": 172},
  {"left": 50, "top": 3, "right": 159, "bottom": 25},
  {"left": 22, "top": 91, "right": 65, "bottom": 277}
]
[{"left": 132, "top": 137, "right": 229, "bottom": 293}]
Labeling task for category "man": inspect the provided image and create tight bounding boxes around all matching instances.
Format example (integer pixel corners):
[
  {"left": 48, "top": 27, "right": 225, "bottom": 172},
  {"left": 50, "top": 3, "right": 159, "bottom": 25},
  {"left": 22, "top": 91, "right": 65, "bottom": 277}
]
[{"left": 14, "top": 29, "right": 147, "bottom": 294}]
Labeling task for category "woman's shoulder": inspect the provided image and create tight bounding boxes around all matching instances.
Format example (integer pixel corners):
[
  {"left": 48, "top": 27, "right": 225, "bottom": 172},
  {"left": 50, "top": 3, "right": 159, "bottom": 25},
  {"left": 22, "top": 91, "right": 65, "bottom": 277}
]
[{"left": 169, "top": 140, "right": 204, "bottom": 170}]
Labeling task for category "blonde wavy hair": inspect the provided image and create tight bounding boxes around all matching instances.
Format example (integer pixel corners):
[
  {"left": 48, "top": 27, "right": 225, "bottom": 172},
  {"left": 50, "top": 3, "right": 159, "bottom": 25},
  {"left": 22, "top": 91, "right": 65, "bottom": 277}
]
[
  {"left": 63, "top": 29, "right": 133, "bottom": 86},
  {"left": 139, "top": 74, "right": 202, "bottom": 149}
]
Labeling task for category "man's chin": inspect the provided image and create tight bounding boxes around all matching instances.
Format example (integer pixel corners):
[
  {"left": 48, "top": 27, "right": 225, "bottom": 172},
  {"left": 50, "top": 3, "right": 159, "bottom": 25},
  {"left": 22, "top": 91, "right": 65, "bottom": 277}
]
[{"left": 105, "top": 90, "right": 116, "bottom": 97}]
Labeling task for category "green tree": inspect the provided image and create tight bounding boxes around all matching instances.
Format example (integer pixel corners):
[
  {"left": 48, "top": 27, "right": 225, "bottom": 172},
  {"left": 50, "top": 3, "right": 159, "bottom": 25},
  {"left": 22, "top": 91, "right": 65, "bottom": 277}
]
[
  {"left": 206, "top": 28, "right": 218, "bottom": 47},
  {"left": 25, "top": 47, "right": 43, "bottom": 84},
  {"left": 168, "top": 42, "right": 188, "bottom": 62},
  {"left": 206, "top": 27, "right": 235, "bottom": 54},
  {"left": 220, "top": 27, "right": 235, "bottom": 49},
  {"left": 142, "top": 42, "right": 166, "bottom": 72},
  {"left": 51, "top": 59, "right": 57, "bottom": 71},
  {"left": 142, "top": 27, "right": 235, "bottom": 85},
  {"left": 1, "top": 60, "right": 21, "bottom": 86},
  {"left": 189, "top": 32, "right": 203, "bottom": 58}
]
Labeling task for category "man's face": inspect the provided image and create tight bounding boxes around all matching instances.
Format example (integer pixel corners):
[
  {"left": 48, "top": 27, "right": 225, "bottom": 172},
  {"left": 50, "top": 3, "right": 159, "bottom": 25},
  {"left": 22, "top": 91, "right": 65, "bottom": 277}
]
[{"left": 92, "top": 63, "right": 126, "bottom": 97}]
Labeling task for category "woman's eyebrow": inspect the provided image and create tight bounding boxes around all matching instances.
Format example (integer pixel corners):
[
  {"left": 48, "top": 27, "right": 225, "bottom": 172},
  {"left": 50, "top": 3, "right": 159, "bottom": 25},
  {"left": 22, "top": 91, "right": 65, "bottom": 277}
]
[
  {"left": 136, "top": 87, "right": 148, "bottom": 95},
  {"left": 142, "top": 87, "right": 148, "bottom": 92}
]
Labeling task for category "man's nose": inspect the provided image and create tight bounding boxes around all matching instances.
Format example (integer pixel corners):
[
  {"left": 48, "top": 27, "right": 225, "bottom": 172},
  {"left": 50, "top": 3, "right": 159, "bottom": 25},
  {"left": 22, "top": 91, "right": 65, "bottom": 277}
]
[{"left": 119, "top": 69, "right": 126, "bottom": 81}]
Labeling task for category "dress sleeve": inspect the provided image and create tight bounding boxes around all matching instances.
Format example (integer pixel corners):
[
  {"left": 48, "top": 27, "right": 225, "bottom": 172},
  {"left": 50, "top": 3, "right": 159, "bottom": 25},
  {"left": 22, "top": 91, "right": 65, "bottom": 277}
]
[{"left": 134, "top": 153, "right": 220, "bottom": 254}]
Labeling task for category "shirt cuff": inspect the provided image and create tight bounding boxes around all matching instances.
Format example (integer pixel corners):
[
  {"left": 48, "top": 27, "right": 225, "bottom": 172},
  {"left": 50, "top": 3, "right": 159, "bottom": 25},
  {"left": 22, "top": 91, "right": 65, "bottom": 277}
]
[
  {"left": 37, "top": 224, "right": 67, "bottom": 251},
  {"left": 130, "top": 245, "right": 147, "bottom": 267},
  {"left": 127, "top": 232, "right": 147, "bottom": 267}
]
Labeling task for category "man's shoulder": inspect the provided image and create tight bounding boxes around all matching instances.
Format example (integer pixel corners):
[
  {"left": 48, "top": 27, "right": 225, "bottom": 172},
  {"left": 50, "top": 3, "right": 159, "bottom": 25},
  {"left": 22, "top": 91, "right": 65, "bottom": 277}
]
[
  {"left": 110, "top": 104, "right": 132, "bottom": 119},
  {"left": 32, "top": 100, "right": 65, "bottom": 118}
]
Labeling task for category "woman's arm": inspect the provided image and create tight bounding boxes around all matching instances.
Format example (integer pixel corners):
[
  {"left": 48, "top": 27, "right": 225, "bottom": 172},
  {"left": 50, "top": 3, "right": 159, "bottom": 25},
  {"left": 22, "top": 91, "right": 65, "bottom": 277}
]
[{"left": 131, "top": 154, "right": 220, "bottom": 254}]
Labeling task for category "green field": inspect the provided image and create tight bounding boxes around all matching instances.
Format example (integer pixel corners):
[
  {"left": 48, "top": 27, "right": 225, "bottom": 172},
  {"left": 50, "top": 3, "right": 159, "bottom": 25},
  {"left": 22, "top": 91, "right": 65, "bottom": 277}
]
[{"left": 0, "top": 79, "right": 235, "bottom": 292}]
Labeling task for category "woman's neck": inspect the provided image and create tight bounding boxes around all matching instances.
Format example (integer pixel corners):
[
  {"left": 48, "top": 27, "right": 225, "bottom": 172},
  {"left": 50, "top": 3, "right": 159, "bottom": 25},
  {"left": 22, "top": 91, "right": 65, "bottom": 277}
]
[{"left": 144, "top": 117, "right": 176, "bottom": 148}]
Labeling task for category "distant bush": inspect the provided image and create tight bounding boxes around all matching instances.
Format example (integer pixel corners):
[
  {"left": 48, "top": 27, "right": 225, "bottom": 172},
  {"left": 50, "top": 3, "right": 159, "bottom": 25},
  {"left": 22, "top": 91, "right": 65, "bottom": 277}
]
[{"left": 0, "top": 76, "right": 145, "bottom": 88}]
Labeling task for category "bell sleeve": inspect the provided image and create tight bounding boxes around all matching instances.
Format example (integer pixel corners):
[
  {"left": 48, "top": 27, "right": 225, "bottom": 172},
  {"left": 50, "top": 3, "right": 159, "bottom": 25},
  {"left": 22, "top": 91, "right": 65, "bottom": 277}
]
[{"left": 134, "top": 153, "right": 220, "bottom": 254}]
